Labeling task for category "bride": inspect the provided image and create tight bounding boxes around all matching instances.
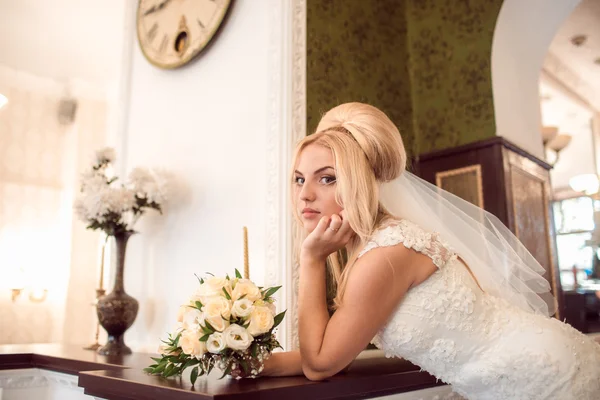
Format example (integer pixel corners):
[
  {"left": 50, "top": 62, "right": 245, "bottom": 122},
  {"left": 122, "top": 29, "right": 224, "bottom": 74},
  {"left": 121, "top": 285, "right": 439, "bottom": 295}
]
[{"left": 260, "top": 102, "right": 600, "bottom": 399}]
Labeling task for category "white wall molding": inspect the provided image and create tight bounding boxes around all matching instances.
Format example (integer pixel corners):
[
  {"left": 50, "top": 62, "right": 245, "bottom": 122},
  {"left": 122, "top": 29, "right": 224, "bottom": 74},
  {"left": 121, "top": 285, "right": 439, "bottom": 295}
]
[
  {"left": 0, "top": 369, "right": 80, "bottom": 390},
  {"left": 285, "top": 0, "right": 307, "bottom": 351}
]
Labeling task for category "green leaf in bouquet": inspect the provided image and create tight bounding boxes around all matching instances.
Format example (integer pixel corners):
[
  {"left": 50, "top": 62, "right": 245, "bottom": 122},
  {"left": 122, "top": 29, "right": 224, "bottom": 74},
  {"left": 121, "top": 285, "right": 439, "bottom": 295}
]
[
  {"left": 262, "top": 286, "right": 282, "bottom": 299},
  {"left": 251, "top": 343, "right": 258, "bottom": 358},
  {"left": 174, "top": 333, "right": 182, "bottom": 347},
  {"left": 239, "top": 359, "right": 249, "bottom": 375},
  {"left": 194, "top": 273, "right": 203, "bottom": 285},
  {"left": 194, "top": 301, "right": 203, "bottom": 310},
  {"left": 183, "top": 358, "right": 200, "bottom": 371},
  {"left": 190, "top": 366, "right": 199, "bottom": 385},
  {"left": 143, "top": 367, "right": 155, "bottom": 374},
  {"left": 150, "top": 357, "right": 163, "bottom": 363},
  {"left": 199, "top": 333, "right": 211, "bottom": 342},
  {"left": 219, "top": 363, "right": 233, "bottom": 379},
  {"left": 235, "top": 269, "right": 243, "bottom": 279},
  {"left": 238, "top": 294, "right": 247, "bottom": 300},
  {"left": 206, "top": 272, "right": 215, "bottom": 276},
  {"left": 242, "top": 321, "right": 250, "bottom": 329},
  {"left": 222, "top": 287, "right": 231, "bottom": 300},
  {"left": 226, "top": 274, "right": 230, "bottom": 280},
  {"left": 164, "top": 363, "right": 175, "bottom": 376},
  {"left": 154, "top": 362, "right": 167, "bottom": 373},
  {"left": 204, "top": 320, "right": 216, "bottom": 333},
  {"left": 273, "top": 310, "right": 286, "bottom": 329}
]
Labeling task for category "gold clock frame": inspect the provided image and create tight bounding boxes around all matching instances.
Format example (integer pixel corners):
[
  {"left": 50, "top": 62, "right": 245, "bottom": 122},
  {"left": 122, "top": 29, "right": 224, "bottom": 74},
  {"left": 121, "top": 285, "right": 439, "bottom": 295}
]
[{"left": 136, "top": 0, "right": 233, "bottom": 70}]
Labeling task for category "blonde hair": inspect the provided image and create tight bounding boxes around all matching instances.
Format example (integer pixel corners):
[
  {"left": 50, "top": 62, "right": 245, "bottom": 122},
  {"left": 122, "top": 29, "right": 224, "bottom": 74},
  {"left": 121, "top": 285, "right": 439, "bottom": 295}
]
[{"left": 291, "top": 102, "right": 407, "bottom": 308}]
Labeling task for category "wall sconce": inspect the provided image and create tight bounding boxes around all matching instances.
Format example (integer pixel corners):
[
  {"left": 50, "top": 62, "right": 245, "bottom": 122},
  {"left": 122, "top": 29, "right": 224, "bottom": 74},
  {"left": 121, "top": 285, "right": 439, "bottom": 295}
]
[
  {"left": 11, "top": 287, "right": 49, "bottom": 303},
  {"left": 542, "top": 126, "right": 572, "bottom": 166}
]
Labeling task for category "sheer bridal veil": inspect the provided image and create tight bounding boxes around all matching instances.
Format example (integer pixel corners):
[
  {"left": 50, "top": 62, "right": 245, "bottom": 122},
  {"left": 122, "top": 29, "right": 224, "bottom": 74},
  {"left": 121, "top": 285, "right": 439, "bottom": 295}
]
[{"left": 380, "top": 171, "right": 556, "bottom": 317}]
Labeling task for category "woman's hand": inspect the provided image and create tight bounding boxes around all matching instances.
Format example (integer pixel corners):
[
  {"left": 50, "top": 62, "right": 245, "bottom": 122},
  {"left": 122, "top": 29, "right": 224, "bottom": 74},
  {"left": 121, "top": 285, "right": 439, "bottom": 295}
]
[{"left": 301, "top": 212, "right": 353, "bottom": 263}]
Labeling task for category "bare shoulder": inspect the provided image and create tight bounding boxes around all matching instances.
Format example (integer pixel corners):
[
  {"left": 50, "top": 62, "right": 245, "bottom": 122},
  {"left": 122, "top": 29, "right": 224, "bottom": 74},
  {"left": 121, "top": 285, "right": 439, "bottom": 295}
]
[{"left": 344, "top": 242, "right": 436, "bottom": 307}]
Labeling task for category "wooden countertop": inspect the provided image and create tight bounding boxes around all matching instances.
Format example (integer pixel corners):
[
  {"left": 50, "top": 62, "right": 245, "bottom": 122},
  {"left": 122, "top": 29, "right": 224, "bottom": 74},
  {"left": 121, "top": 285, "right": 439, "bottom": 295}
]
[{"left": 0, "top": 343, "right": 442, "bottom": 400}]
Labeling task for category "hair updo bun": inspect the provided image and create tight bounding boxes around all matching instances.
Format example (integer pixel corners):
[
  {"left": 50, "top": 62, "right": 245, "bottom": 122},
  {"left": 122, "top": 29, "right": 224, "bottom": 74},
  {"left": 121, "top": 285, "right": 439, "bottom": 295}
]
[{"left": 315, "top": 102, "right": 407, "bottom": 182}]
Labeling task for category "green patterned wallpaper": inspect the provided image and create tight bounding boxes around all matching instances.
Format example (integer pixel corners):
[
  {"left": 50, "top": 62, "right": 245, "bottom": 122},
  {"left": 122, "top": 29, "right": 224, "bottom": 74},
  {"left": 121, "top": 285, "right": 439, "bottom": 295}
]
[
  {"left": 306, "top": 0, "right": 416, "bottom": 157},
  {"left": 307, "top": 0, "right": 504, "bottom": 156}
]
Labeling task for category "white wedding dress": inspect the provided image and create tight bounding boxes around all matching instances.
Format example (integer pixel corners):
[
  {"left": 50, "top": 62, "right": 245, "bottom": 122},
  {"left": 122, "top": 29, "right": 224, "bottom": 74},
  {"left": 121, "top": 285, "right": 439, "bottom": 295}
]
[{"left": 359, "top": 219, "right": 600, "bottom": 400}]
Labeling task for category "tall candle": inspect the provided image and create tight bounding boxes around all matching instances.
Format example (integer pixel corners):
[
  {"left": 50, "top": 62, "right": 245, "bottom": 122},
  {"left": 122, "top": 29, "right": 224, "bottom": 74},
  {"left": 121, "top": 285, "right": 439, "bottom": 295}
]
[
  {"left": 98, "top": 237, "right": 106, "bottom": 290},
  {"left": 243, "top": 227, "right": 249, "bottom": 279}
]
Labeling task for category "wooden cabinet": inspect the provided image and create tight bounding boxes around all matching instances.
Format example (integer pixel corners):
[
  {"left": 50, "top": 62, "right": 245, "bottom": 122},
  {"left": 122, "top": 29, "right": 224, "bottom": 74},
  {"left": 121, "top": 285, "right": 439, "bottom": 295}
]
[{"left": 415, "top": 137, "right": 563, "bottom": 318}]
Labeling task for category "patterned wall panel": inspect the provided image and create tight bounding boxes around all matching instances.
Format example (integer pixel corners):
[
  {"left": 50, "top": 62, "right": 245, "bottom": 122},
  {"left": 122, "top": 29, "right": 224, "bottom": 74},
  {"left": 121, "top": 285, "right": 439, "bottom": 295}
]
[
  {"left": 406, "top": 0, "right": 503, "bottom": 154},
  {"left": 306, "top": 0, "right": 416, "bottom": 155},
  {"left": 307, "top": 0, "right": 504, "bottom": 156},
  {"left": 436, "top": 165, "right": 484, "bottom": 208},
  {"left": 510, "top": 166, "right": 553, "bottom": 284}
]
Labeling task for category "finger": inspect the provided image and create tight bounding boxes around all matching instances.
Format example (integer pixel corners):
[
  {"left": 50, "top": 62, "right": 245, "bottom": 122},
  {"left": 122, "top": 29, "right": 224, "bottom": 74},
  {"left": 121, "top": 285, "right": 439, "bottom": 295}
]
[
  {"left": 329, "top": 214, "right": 342, "bottom": 231},
  {"left": 315, "top": 215, "right": 330, "bottom": 235},
  {"left": 337, "top": 213, "right": 351, "bottom": 235}
]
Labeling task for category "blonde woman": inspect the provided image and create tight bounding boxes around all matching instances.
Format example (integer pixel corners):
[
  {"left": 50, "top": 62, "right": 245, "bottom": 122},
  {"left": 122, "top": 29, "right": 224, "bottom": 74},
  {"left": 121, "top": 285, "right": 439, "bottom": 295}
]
[{"left": 262, "top": 102, "right": 600, "bottom": 399}]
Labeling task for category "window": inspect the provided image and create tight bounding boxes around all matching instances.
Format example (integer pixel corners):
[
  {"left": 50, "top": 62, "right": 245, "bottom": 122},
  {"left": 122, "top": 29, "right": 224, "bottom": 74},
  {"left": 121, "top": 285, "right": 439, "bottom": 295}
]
[{"left": 553, "top": 196, "right": 599, "bottom": 287}]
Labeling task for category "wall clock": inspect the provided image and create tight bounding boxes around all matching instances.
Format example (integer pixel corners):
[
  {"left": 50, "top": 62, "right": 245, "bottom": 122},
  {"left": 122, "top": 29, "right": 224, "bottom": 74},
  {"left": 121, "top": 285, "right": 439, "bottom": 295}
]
[{"left": 137, "top": 0, "right": 232, "bottom": 69}]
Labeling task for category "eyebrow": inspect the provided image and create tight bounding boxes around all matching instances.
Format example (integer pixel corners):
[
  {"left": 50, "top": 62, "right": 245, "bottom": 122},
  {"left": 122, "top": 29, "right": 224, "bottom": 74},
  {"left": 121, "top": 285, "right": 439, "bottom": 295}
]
[{"left": 294, "top": 166, "right": 335, "bottom": 175}]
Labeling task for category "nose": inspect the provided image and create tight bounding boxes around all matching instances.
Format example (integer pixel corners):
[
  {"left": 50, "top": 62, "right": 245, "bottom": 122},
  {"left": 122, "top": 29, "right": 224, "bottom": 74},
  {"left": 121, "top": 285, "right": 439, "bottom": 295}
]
[{"left": 299, "top": 181, "right": 316, "bottom": 202}]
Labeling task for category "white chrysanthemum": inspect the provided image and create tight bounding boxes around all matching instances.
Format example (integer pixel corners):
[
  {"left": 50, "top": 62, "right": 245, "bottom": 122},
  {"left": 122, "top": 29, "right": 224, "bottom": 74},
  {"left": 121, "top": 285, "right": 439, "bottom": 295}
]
[
  {"left": 80, "top": 171, "right": 109, "bottom": 193},
  {"left": 95, "top": 147, "right": 116, "bottom": 165},
  {"left": 77, "top": 186, "right": 136, "bottom": 222},
  {"left": 128, "top": 167, "right": 168, "bottom": 206}
]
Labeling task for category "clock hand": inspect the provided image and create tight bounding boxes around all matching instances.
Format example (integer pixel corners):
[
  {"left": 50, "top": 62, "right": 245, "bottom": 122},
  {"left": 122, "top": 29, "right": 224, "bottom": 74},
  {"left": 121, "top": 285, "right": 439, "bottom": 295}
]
[{"left": 142, "top": 0, "right": 172, "bottom": 16}]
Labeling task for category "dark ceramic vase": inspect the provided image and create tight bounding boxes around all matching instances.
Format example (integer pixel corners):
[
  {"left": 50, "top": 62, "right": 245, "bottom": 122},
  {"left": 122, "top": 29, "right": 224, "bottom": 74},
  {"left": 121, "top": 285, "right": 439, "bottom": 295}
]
[{"left": 96, "top": 231, "right": 139, "bottom": 356}]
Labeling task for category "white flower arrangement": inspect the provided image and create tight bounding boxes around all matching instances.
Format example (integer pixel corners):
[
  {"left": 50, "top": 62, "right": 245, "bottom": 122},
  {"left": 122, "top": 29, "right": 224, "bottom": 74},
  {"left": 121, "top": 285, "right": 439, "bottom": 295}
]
[
  {"left": 74, "top": 147, "right": 168, "bottom": 235},
  {"left": 146, "top": 269, "right": 286, "bottom": 383}
]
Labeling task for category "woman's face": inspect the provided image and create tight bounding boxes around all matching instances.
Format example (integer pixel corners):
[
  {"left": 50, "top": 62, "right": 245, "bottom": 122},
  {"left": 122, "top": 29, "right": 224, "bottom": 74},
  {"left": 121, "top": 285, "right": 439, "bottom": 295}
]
[{"left": 293, "top": 144, "right": 344, "bottom": 233}]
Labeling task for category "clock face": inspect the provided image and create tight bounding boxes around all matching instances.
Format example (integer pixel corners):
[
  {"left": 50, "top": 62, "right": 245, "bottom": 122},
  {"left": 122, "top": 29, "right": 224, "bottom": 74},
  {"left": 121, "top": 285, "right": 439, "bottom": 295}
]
[{"left": 137, "top": 0, "right": 232, "bottom": 69}]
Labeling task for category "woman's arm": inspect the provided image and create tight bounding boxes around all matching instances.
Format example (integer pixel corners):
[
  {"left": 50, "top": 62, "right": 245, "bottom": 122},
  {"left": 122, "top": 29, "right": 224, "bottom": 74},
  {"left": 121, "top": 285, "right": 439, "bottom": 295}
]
[
  {"left": 298, "top": 216, "right": 421, "bottom": 381},
  {"left": 260, "top": 351, "right": 304, "bottom": 377}
]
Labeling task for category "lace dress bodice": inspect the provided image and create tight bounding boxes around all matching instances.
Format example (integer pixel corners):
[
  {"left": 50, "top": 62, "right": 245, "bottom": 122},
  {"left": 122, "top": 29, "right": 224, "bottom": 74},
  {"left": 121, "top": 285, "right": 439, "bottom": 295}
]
[{"left": 360, "top": 220, "right": 600, "bottom": 400}]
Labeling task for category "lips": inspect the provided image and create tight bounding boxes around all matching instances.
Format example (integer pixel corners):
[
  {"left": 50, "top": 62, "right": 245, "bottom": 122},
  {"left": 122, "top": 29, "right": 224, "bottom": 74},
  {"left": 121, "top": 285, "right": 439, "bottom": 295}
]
[{"left": 301, "top": 208, "right": 319, "bottom": 215}]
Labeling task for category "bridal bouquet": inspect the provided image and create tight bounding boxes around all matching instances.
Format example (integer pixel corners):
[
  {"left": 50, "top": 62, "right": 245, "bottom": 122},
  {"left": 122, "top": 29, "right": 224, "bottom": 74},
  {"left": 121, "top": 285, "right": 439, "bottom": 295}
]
[
  {"left": 145, "top": 270, "right": 286, "bottom": 383},
  {"left": 74, "top": 147, "right": 167, "bottom": 235}
]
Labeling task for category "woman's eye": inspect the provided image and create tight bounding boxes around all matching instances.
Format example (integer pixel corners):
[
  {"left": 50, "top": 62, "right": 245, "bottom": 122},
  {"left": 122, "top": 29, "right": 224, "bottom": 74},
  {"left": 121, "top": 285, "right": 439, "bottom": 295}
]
[
  {"left": 294, "top": 176, "right": 305, "bottom": 185},
  {"left": 320, "top": 176, "right": 336, "bottom": 185}
]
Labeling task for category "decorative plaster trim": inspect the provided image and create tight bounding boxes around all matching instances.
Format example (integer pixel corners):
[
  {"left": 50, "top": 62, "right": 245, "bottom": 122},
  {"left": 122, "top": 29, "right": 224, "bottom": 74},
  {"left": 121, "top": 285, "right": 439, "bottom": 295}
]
[
  {"left": 287, "top": 0, "right": 306, "bottom": 351},
  {"left": 264, "top": 0, "right": 305, "bottom": 351},
  {"left": 0, "top": 368, "right": 81, "bottom": 391}
]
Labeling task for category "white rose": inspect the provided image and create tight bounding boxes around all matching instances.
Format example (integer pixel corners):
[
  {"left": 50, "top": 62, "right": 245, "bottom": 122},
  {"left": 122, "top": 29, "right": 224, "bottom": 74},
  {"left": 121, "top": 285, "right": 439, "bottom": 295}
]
[
  {"left": 202, "top": 296, "right": 232, "bottom": 332},
  {"left": 206, "top": 332, "right": 226, "bottom": 354},
  {"left": 172, "top": 322, "right": 184, "bottom": 334},
  {"left": 176, "top": 305, "right": 188, "bottom": 323},
  {"left": 205, "top": 314, "right": 230, "bottom": 332},
  {"left": 180, "top": 329, "right": 207, "bottom": 358},
  {"left": 182, "top": 308, "right": 204, "bottom": 331},
  {"left": 194, "top": 277, "right": 232, "bottom": 303},
  {"left": 267, "top": 302, "right": 277, "bottom": 315},
  {"left": 223, "top": 324, "right": 254, "bottom": 351},
  {"left": 254, "top": 299, "right": 277, "bottom": 315},
  {"left": 247, "top": 306, "right": 275, "bottom": 337},
  {"left": 232, "top": 279, "right": 262, "bottom": 302},
  {"left": 231, "top": 298, "right": 254, "bottom": 319}
]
